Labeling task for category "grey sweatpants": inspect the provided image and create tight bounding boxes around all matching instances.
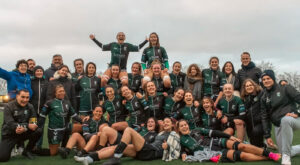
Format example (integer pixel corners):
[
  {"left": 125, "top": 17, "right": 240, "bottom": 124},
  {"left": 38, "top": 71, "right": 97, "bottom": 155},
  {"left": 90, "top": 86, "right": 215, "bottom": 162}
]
[{"left": 275, "top": 116, "right": 300, "bottom": 156}]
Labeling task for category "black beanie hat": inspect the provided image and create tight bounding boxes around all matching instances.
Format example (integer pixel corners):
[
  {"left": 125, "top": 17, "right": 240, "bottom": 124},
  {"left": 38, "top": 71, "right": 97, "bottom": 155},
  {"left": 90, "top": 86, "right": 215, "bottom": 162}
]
[
  {"left": 33, "top": 65, "right": 44, "bottom": 74},
  {"left": 261, "top": 69, "right": 276, "bottom": 82}
]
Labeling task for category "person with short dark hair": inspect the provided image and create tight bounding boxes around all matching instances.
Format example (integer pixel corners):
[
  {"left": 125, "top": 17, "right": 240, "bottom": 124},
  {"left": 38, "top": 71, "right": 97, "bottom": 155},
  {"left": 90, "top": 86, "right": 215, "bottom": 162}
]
[
  {"left": 89, "top": 32, "right": 148, "bottom": 86},
  {"left": 0, "top": 90, "right": 42, "bottom": 162},
  {"left": 261, "top": 70, "right": 300, "bottom": 165},
  {"left": 44, "top": 54, "right": 63, "bottom": 81},
  {"left": 237, "top": 52, "right": 262, "bottom": 89},
  {"left": 27, "top": 59, "right": 36, "bottom": 76},
  {"left": 0, "top": 59, "right": 32, "bottom": 99}
]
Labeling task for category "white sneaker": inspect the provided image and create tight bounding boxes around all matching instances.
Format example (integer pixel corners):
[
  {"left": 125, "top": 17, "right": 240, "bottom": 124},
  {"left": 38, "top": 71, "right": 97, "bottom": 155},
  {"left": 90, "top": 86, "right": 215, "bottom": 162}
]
[
  {"left": 291, "top": 145, "right": 300, "bottom": 157},
  {"left": 17, "top": 147, "right": 24, "bottom": 156},
  {"left": 10, "top": 147, "right": 18, "bottom": 157},
  {"left": 282, "top": 154, "right": 291, "bottom": 165},
  {"left": 74, "top": 156, "right": 93, "bottom": 165}
]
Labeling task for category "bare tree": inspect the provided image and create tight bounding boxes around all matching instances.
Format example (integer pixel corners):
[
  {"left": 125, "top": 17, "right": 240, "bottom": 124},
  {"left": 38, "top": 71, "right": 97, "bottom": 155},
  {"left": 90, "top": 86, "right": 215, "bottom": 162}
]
[
  {"left": 278, "top": 72, "right": 300, "bottom": 90},
  {"left": 0, "top": 78, "right": 7, "bottom": 94},
  {"left": 256, "top": 61, "right": 276, "bottom": 72}
]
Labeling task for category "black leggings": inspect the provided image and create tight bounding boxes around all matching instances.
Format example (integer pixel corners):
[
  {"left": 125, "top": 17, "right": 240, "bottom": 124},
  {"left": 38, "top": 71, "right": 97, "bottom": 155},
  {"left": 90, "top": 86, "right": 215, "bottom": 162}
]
[
  {"left": 246, "top": 123, "right": 264, "bottom": 147},
  {"left": 0, "top": 130, "right": 42, "bottom": 162}
]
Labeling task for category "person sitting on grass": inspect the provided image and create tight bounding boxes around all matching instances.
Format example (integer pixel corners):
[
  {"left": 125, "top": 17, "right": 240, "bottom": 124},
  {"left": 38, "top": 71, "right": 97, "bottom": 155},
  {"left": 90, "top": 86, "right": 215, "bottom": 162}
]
[
  {"left": 177, "top": 119, "right": 281, "bottom": 163},
  {"left": 74, "top": 117, "right": 178, "bottom": 165},
  {"left": 58, "top": 105, "right": 107, "bottom": 159}
]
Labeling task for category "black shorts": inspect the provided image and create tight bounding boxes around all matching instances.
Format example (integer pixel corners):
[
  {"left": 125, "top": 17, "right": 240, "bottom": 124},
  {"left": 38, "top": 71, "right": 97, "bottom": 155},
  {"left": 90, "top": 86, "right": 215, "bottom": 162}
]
[
  {"left": 221, "top": 121, "right": 235, "bottom": 130},
  {"left": 84, "top": 133, "right": 97, "bottom": 142},
  {"left": 201, "top": 137, "right": 227, "bottom": 151},
  {"left": 111, "top": 132, "right": 122, "bottom": 145},
  {"left": 135, "top": 144, "right": 162, "bottom": 161},
  {"left": 48, "top": 128, "right": 67, "bottom": 145}
]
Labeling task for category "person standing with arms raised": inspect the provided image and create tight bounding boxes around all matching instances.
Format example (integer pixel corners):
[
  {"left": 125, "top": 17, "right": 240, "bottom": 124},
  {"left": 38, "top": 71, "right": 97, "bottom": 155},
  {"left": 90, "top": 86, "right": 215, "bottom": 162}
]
[{"left": 89, "top": 32, "right": 148, "bottom": 86}]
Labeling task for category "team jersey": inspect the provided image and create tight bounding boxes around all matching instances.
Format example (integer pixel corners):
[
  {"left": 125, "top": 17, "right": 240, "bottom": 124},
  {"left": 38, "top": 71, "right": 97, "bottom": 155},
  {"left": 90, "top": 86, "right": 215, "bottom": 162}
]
[
  {"left": 202, "top": 68, "right": 226, "bottom": 97},
  {"left": 177, "top": 105, "right": 201, "bottom": 130},
  {"left": 103, "top": 95, "right": 127, "bottom": 124},
  {"left": 125, "top": 95, "right": 149, "bottom": 126},
  {"left": 128, "top": 73, "right": 143, "bottom": 93},
  {"left": 146, "top": 93, "right": 165, "bottom": 120},
  {"left": 217, "top": 96, "right": 246, "bottom": 122},
  {"left": 107, "top": 78, "right": 122, "bottom": 96},
  {"left": 75, "top": 75, "right": 102, "bottom": 115},
  {"left": 169, "top": 72, "right": 186, "bottom": 93},
  {"left": 92, "top": 39, "right": 148, "bottom": 70},
  {"left": 141, "top": 46, "right": 169, "bottom": 70},
  {"left": 82, "top": 117, "right": 107, "bottom": 136},
  {"left": 163, "top": 96, "right": 185, "bottom": 118},
  {"left": 39, "top": 98, "right": 81, "bottom": 129}
]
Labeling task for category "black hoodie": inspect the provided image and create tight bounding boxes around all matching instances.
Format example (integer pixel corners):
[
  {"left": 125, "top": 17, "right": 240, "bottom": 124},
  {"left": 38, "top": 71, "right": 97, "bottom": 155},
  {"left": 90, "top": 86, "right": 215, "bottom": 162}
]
[{"left": 237, "top": 62, "right": 262, "bottom": 89}]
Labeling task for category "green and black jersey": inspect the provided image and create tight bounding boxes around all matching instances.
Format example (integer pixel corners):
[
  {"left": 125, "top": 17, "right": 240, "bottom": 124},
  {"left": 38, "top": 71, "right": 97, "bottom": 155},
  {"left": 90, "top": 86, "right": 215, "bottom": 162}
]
[
  {"left": 146, "top": 93, "right": 165, "bottom": 120},
  {"left": 125, "top": 95, "right": 149, "bottom": 126},
  {"left": 75, "top": 75, "right": 102, "bottom": 115},
  {"left": 177, "top": 105, "right": 201, "bottom": 130},
  {"left": 92, "top": 38, "right": 148, "bottom": 70},
  {"left": 163, "top": 96, "right": 185, "bottom": 118},
  {"left": 82, "top": 117, "right": 107, "bottom": 136},
  {"left": 103, "top": 95, "right": 127, "bottom": 124},
  {"left": 128, "top": 73, "right": 143, "bottom": 93},
  {"left": 107, "top": 78, "right": 122, "bottom": 96},
  {"left": 202, "top": 68, "right": 226, "bottom": 97},
  {"left": 169, "top": 72, "right": 186, "bottom": 94},
  {"left": 141, "top": 46, "right": 169, "bottom": 70},
  {"left": 200, "top": 109, "right": 222, "bottom": 131},
  {"left": 152, "top": 76, "right": 170, "bottom": 93},
  {"left": 217, "top": 96, "right": 246, "bottom": 122},
  {"left": 180, "top": 127, "right": 230, "bottom": 154},
  {"left": 39, "top": 98, "right": 81, "bottom": 130}
]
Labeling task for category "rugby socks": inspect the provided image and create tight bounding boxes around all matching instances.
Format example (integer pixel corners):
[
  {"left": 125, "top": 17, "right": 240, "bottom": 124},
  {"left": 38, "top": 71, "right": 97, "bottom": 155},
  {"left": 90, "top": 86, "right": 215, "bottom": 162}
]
[
  {"left": 89, "top": 152, "right": 100, "bottom": 161},
  {"left": 262, "top": 149, "right": 270, "bottom": 157},
  {"left": 114, "top": 142, "right": 127, "bottom": 158}
]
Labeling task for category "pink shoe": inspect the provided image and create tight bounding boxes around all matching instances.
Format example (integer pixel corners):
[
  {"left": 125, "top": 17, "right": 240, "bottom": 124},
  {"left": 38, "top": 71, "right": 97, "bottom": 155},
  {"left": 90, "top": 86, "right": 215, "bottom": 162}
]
[
  {"left": 269, "top": 152, "right": 281, "bottom": 161},
  {"left": 210, "top": 154, "right": 221, "bottom": 163}
]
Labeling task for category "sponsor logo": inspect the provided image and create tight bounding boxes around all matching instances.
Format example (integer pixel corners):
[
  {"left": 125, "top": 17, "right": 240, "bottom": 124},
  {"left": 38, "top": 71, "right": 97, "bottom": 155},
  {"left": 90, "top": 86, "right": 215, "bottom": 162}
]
[{"left": 277, "top": 92, "right": 281, "bottom": 97}]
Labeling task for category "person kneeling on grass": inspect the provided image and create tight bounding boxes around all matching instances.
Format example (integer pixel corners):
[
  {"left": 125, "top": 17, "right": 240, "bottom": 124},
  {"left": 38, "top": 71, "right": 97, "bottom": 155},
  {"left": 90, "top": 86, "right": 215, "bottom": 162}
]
[
  {"left": 177, "top": 119, "right": 281, "bottom": 163},
  {"left": 58, "top": 105, "right": 107, "bottom": 159},
  {"left": 74, "top": 117, "right": 178, "bottom": 165},
  {"left": 38, "top": 84, "right": 82, "bottom": 156}
]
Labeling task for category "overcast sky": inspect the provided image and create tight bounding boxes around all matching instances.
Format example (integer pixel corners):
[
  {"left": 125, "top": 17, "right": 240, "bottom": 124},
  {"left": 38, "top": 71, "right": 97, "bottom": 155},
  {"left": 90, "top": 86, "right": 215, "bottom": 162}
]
[{"left": 0, "top": 0, "right": 299, "bottom": 74}]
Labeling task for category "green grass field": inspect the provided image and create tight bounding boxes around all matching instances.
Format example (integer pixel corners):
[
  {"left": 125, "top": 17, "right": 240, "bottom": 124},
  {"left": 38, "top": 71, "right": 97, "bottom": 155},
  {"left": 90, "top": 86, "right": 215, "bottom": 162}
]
[{"left": 1, "top": 111, "right": 300, "bottom": 165}]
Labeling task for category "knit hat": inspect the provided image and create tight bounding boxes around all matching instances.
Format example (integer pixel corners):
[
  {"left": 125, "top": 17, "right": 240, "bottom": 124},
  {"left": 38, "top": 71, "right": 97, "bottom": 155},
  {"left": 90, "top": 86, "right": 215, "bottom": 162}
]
[
  {"left": 261, "top": 70, "right": 276, "bottom": 82},
  {"left": 33, "top": 65, "right": 44, "bottom": 74}
]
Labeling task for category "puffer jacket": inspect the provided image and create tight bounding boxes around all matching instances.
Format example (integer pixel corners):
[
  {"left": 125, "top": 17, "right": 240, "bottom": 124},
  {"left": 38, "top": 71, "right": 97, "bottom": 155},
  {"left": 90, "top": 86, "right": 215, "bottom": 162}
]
[
  {"left": 261, "top": 84, "right": 300, "bottom": 138},
  {"left": 46, "top": 71, "right": 76, "bottom": 108},
  {"left": 237, "top": 62, "right": 262, "bottom": 89}
]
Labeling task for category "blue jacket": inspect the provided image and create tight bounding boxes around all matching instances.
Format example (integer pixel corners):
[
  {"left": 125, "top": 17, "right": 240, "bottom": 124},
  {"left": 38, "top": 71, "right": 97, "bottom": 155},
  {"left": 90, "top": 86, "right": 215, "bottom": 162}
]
[{"left": 0, "top": 68, "right": 33, "bottom": 99}]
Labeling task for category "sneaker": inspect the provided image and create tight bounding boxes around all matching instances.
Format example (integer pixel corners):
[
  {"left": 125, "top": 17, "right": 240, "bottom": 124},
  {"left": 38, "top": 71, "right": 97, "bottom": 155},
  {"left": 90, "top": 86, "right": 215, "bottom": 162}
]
[
  {"left": 74, "top": 156, "right": 93, "bottom": 165},
  {"left": 22, "top": 150, "right": 35, "bottom": 160},
  {"left": 210, "top": 154, "right": 221, "bottom": 163},
  {"left": 58, "top": 147, "right": 69, "bottom": 159},
  {"left": 268, "top": 152, "right": 281, "bottom": 161},
  {"left": 281, "top": 154, "right": 291, "bottom": 165},
  {"left": 17, "top": 147, "right": 24, "bottom": 156},
  {"left": 11, "top": 147, "right": 18, "bottom": 157},
  {"left": 264, "top": 139, "right": 278, "bottom": 150},
  {"left": 102, "top": 157, "right": 121, "bottom": 165},
  {"left": 291, "top": 145, "right": 300, "bottom": 157}
]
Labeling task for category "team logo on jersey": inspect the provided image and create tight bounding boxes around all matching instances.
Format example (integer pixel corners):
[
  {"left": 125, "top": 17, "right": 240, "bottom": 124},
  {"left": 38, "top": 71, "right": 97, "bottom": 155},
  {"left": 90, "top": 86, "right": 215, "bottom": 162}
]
[
  {"left": 124, "top": 46, "right": 127, "bottom": 51},
  {"left": 277, "top": 92, "right": 281, "bottom": 97},
  {"left": 14, "top": 111, "right": 18, "bottom": 116},
  {"left": 94, "top": 81, "right": 97, "bottom": 86},
  {"left": 116, "top": 101, "right": 120, "bottom": 107},
  {"left": 65, "top": 104, "right": 69, "bottom": 110},
  {"left": 82, "top": 82, "right": 87, "bottom": 85},
  {"left": 134, "top": 101, "right": 139, "bottom": 107},
  {"left": 135, "top": 79, "right": 139, "bottom": 85},
  {"left": 232, "top": 105, "right": 236, "bottom": 110},
  {"left": 24, "top": 110, "right": 28, "bottom": 115},
  {"left": 298, "top": 109, "right": 300, "bottom": 114},
  {"left": 158, "top": 49, "right": 161, "bottom": 53}
]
